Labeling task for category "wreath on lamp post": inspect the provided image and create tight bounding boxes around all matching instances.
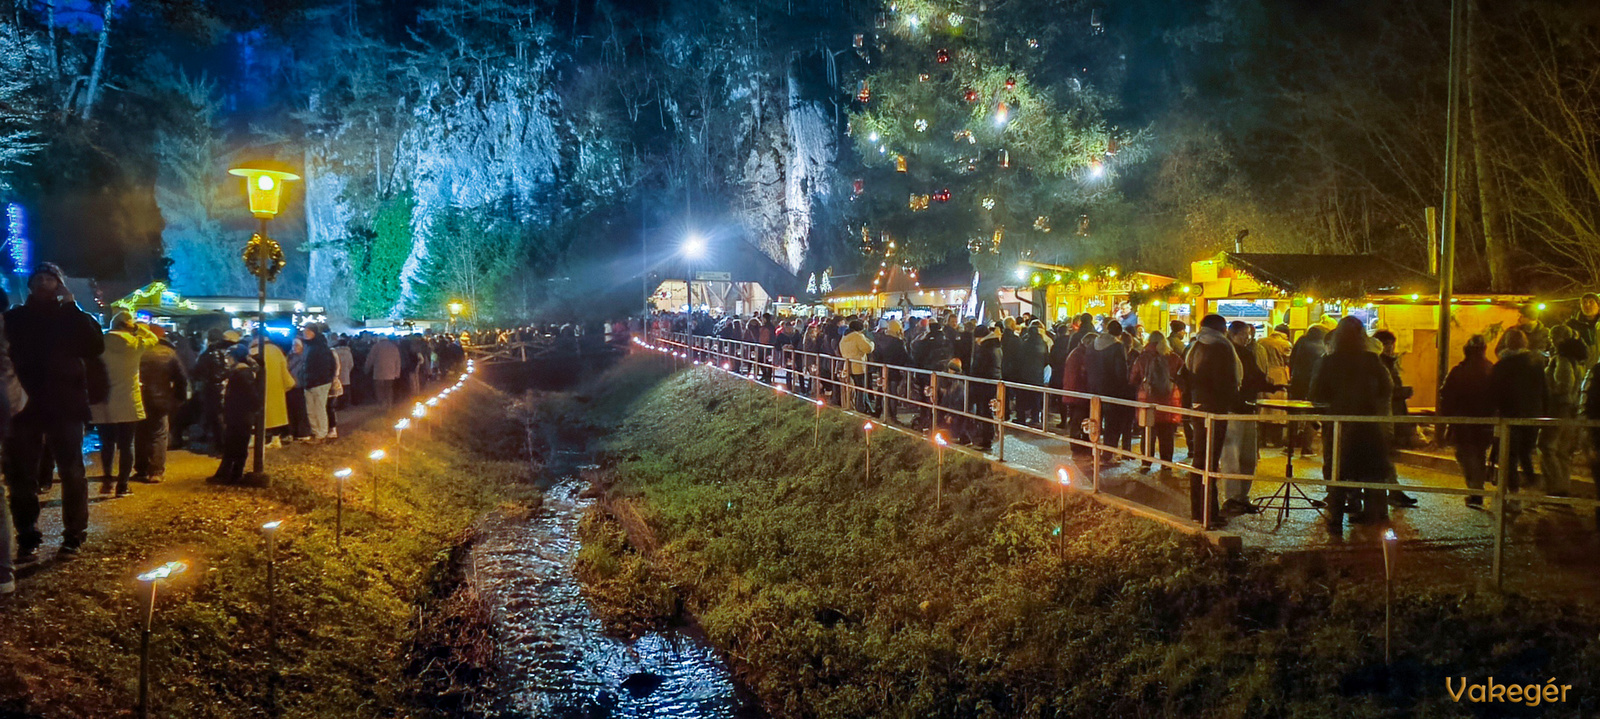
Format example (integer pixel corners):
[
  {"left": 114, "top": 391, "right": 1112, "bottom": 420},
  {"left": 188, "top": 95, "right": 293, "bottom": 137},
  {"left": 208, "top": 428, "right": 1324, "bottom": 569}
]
[{"left": 243, "top": 233, "right": 286, "bottom": 282}]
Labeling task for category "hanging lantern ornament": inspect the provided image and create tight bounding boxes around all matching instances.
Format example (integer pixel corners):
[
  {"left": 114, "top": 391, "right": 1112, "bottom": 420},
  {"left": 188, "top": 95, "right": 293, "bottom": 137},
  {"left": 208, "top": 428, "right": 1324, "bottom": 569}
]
[
  {"left": 895, "top": 155, "right": 907, "bottom": 172},
  {"left": 936, "top": 48, "right": 951, "bottom": 64},
  {"left": 963, "top": 87, "right": 978, "bottom": 103},
  {"left": 1000, "top": 149, "right": 1010, "bottom": 168},
  {"left": 857, "top": 80, "right": 872, "bottom": 103},
  {"left": 1005, "top": 77, "right": 1017, "bottom": 90},
  {"left": 995, "top": 102, "right": 1010, "bottom": 125},
  {"left": 853, "top": 178, "right": 864, "bottom": 195},
  {"left": 981, "top": 197, "right": 996, "bottom": 211},
  {"left": 933, "top": 188, "right": 951, "bottom": 203},
  {"left": 909, "top": 194, "right": 931, "bottom": 211},
  {"left": 991, "top": 227, "right": 1004, "bottom": 253},
  {"left": 1106, "top": 135, "right": 1120, "bottom": 156},
  {"left": 919, "top": 73, "right": 930, "bottom": 82},
  {"left": 947, "top": 12, "right": 964, "bottom": 26},
  {"left": 1028, "top": 38, "right": 1040, "bottom": 48},
  {"left": 967, "top": 238, "right": 985, "bottom": 254},
  {"left": 1077, "top": 214, "right": 1091, "bottom": 237},
  {"left": 1034, "top": 215, "right": 1052, "bottom": 232}
]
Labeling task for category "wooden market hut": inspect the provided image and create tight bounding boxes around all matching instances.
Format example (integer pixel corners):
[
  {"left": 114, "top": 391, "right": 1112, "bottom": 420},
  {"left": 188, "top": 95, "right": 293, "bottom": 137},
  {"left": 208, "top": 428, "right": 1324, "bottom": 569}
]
[{"left": 1191, "top": 252, "right": 1532, "bottom": 408}]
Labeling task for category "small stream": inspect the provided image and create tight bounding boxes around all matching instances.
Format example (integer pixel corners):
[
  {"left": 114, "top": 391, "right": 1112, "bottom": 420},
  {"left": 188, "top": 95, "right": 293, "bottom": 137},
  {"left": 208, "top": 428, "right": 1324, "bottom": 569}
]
[{"left": 474, "top": 463, "right": 763, "bottom": 718}]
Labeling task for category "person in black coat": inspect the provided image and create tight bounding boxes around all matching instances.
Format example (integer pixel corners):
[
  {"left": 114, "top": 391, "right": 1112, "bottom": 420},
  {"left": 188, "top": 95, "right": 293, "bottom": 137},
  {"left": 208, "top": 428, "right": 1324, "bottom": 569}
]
[
  {"left": 210, "top": 344, "right": 261, "bottom": 485},
  {"left": 1309, "top": 316, "right": 1394, "bottom": 534},
  {"left": 1012, "top": 321, "right": 1051, "bottom": 425},
  {"left": 1087, "top": 320, "right": 1133, "bottom": 458},
  {"left": 1439, "top": 335, "right": 1496, "bottom": 508},
  {"left": 1489, "top": 328, "right": 1548, "bottom": 496},
  {"left": 1181, "top": 314, "right": 1239, "bottom": 527},
  {"left": 134, "top": 329, "right": 190, "bottom": 483},
  {"left": 1287, "top": 325, "right": 1327, "bottom": 455},
  {"left": 872, "top": 321, "right": 911, "bottom": 419},
  {"left": 910, "top": 325, "right": 953, "bottom": 429},
  {"left": 968, "top": 326, "right": 1003, "bottom": 451}
]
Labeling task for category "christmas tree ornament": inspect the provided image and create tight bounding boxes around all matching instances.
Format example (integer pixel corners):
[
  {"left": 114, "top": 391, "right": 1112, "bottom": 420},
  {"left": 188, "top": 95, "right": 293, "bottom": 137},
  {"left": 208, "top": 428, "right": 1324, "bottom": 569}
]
[
  {"left": 857, "top": 80, "right": 871, "bottom": 103},
  {"left": 1106, "top": 136, "right": 1119, "bottom": 156},
  {"left": 1005, "top": 77, "right": 1017, "bottom": 90},
  {"left": 853, "top": 178, "right": 864, "bottom": 195},
  {"left": 933, "top": 188, "right": 951, "bottom": 203},
  {"left": 895, "top": 155, "right": 907, "bottom": 172},
  {"left": 919, "top": 73, "right": 930, "bottom": 82},
  {"left": 915, "top": 119, "right": 929, "bottom": 131},
  {"left": 1077, "top": 214, "right": 1090, "bottom": 236},
  {"left": 991, "top": 227, "right": 1004, "bottom": 253},
  {"left": 947, "top": 13, "right": 963, "bottom": 26},
  {"left": 1028, "top": 38, "right": 1040, "bottom": 48},
  {"left": 981, "top": 197, "right": 996, "bottom": 210},
  {"left": 875, "top": 13, "right": 887, "bottom": 28},
  {"left": 967, "top": 238, "right": 984, "bottom": 254},
  {"left": 994, "top": 102, "right": 1009, "bottom": 125},
  {"left": 936, "top": 48, "right": 950, "bottom": 63},
  {"left": 909, "top": 194, "right": 931, "bottom": 211},
  {"left": 1034, "top": 215, "right": 1051, "bottom": 232},
  {"left": 963, "top": 88, "right": 979, "bottom": 103},
  {"left": 1000, "top": 149, "right": 1010, "bottom": 167},
  {"left": 854, "top": 33, "right": 865, "bottom": 47}
]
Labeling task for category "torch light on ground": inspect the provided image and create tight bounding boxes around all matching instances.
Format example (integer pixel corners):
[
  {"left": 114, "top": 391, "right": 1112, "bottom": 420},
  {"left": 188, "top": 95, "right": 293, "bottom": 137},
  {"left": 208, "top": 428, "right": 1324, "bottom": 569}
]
[
  {"left": 333, "top": 468, "right": 353, "bottom": 550},
  {"left": 1383, "top": 528, "right": 1398, "bottom": 664},
  {"left": 135, "top": 560, "right": 188, "bottom": 719},
  {"left": 394, "top": 418, "right": 410, "bottom": 479},
  {"left": 368, "top": 449, "right": 387, "bottom": 511},
  {"left": 863, "top": 421, "right": 875, "bottom": 483},
  {"left": 934, "top": 433, "right": 947, "bottom": 510},
  {"left": 412, "top": 403, "right": 429, "bottom": 439},
  {"left": 260, "top": 520, "right": 283, "bottom": 657},
  {"left": 1057, "top": 467, "right": 1072, "bottom": 557},
  {"left": 813, "top": 398, "right": 824, "bottom": 447}
]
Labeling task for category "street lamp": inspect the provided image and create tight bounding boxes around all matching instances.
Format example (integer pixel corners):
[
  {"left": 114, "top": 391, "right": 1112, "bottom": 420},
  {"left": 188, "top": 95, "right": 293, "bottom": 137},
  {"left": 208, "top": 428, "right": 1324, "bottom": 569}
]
[
  {"left": 1057, "top": 467, "right": 1072, "bottom": 557},
  {"left": 136, "top": 560, "right": 188, "bottom": 719},
  {"left": 448, "top": 301, "right": 465, "bottom": 334},
  {"left": 863, "top": 421, "right": 876, "bottom": 483},
  {"left": 412, "top": 403, "right": 428, "bottom": 439},
  {"left": 681, "top": 234, "right": 707, "bottom": 310},
  {"left": 260, "top": 521, "right": 283, "bottom": 659},
  {"left": 394, "top": 419, "right": 410, "bottom": 481},
  {"left": 814, "top": 398, "right": 825, "bottom": 447},
  {"left": 1382, "top": 528, "right": 1398, "bottom": 664},
  {"left": 333, "top": 468, "right": 353, "bottom": 549},
  {"left": 229, "top": 159, "right": 300, "bottom": 487},
  {"left": 933, "top": 433, "right": 947, "bottom": 510}
]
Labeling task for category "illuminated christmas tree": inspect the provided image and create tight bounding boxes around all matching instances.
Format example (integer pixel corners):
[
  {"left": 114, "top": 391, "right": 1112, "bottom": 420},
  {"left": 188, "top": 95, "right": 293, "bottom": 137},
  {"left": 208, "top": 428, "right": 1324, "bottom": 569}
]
[{"left": 845, "top": 0, "right": 1131, "bottom": 302}]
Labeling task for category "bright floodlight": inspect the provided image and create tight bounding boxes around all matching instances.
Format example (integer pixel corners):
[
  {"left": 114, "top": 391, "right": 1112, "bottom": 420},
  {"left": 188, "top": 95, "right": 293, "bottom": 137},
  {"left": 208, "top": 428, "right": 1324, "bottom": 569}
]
[
  {"left": 333, "top": 468, "right": 353, "bottom": 480},
  {"left": 1014, "top": 267, "right": 1027, "bottom": 281},
  {"left": 137, "top": 560, "right": 189, "bottom": 583},
  {"left": 1089, "top": 160, "right": 1105, "bottom": 179},
  {"left": 368, "top": 449, "right": 387, "bottom": 461},
  {"left": 682, "top": 234, "right": 707, "bottom": 259}
]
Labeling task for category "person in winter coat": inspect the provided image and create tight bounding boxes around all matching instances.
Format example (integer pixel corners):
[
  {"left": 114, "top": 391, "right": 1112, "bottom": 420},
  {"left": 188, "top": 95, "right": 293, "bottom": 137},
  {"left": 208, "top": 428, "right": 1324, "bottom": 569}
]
[
  {"left": 910, "top": 325, "right": 953, "bottom": 428},
  {"left": 1131, "top": 331, "right": 1182, "bottom": 474},
  {"left": 1066, "top": 313, "right": 1095, "bottom": 357},
  {"left": 191, "top": 329, "right": 235, "bottom": 452},
  {"left": 1439, "top": 335, "right": 1496, "bottom": 508},
  {"left": 968, "top": 325, "right": 1003, "bottom": 451},
  {"left": 1567, "top": 292, "right": 1600, "bottom": 363},
  {"left": 839, "top": 319, "right": 876, "bottom": 414},
  {"left": 1490, "top": 328, "right": 1547, "bottom": 497},
  {"left": 286, "top": 338, "right": 311, "bottom": 440},
  {"left": 1014, "top": 321, "right": 1052, "bottom": 426},
  {"left": 951, "top": 319, "right": 976, "bottom": 374},
  {"left": 364, "top": 336, "right": 402, "bottom": 406},
  {"left": 90, "top": 312, "right": 158, "bottom": 497},
  {"left": 1496, "top": 306, "right": 1551, "bottom": 359},
  {"left": 1309, "top": 316, "right": 1394, "bottom": 534},
  {"left": 333, "top": 338, "right": 355, "bottom": 410},
  {"left": 134, "top": 326, "right": 189, "bottom": 483},
  {"left": 1218, "top": 322, "right": 1275, "bottom": 516},
  {"left": 873, "top": 320, "right": 911, "bottom": 418},
  {"left": 209, "top": 344, "right": 260, "bottom": 486},
  {"left": 1255, "top": 324, "right": 1294, "bottom": 446},
  {"left": 298, "top": 326, "right": 337, "bottom": 440},
  {"left": 1061, "top": 332, "right": 1096, "bottom": 442},
  {"left": 1287, "top": 325, "right": 1328, "bottom": 455},
  {"left": 1183, "top": 314, "right": 1240, "bottom": 528},
  {"left": 1538, "top": 332, "right": 1586, "bottom": 496},
  {"left": 252, "top": 336, "right": 297, "bottom": 441},
  {"left": 1087, "top": 321, "right": 1133, "bottom": 458},
  {"left": 0, "top": 300, "right": 26, "bottom": 589},
  {"left": 1584, "top": 354, "right": 1600, "bottom": 531}
]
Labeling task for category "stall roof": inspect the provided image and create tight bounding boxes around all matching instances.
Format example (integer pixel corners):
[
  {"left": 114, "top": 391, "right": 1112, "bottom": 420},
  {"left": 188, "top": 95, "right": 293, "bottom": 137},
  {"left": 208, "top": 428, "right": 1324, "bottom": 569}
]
[
  {"left": 1221, "top": 252, "right": 1436, "bottom": 298},
  {"left": 826, "top": 263, "right": 975, "bottom": 297}
]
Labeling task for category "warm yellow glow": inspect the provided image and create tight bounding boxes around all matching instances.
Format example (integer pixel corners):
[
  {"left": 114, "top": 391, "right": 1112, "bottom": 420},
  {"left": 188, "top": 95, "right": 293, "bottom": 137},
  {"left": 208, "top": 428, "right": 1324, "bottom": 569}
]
[
  {"left": 368, "top": 449, "right": 387, "bottom": 461},
  {"left": 137, "top": 560, "right": 189, "bottom": 583},
  {"left": 256, "top": 175, "right": 275, "bottom": 192},
  {"left": 333, "top": 468, "right": 353, "bottom": 479},
  {"left": 228, "top": 162, "right": 301, "bottom": 218}
]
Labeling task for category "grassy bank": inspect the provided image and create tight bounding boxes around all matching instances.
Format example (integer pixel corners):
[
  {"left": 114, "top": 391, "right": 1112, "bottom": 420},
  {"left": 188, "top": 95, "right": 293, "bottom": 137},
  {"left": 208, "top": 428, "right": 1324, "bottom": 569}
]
[
  {"left": 0, "top": 380, "right": 540, "bottom": 719},
  {"left": 576, "top": 354, "right": 1600, "bottom": 718}
]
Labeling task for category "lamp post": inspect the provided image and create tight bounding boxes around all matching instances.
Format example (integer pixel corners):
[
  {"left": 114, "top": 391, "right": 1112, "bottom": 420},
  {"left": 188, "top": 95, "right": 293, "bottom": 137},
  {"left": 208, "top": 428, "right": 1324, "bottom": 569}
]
[
  {"left": 681, "top": 234, "right": 706, "bottom": 311},
  {"left": 412, "top": 404, "right": 428, "bottom": 439},
  {"left": 367, "top": 450, "right": 387, "bottom": 511},
  {"left": 261, "top": 520, "right": 282, "bottom": 710},
  {"left": 333, "top": 468, "right": 352, "bottom": 549},
  {"left": 933, "top": 433, "right": 947, "bottom": 510},
  {"left": 394, "top": 418, "right": 410, "bottom": 475},
  {"left": 814, "top": 398, "right": 824, "bottom": 447},
  {"left": 1382, "top": 528, "right": 1398, "bottom": 664},
  {"left": 136, "top": 560, "right": 188, "bottom": 719},
  {"left": 863, "top": 421, "right": 875, "bottom": 483},
  {"left": 448, "top": 301, "right": 464, "bottom": 335},
  {"left": 228, "top": 160, "right": 300, "bottom": 487}
]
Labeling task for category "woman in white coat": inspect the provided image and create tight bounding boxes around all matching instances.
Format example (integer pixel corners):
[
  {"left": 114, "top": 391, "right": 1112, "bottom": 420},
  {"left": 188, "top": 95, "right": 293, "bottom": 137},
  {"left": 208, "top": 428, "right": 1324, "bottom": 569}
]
[{"left": 90, "top": 312, "right": 157, "bottom": 497}]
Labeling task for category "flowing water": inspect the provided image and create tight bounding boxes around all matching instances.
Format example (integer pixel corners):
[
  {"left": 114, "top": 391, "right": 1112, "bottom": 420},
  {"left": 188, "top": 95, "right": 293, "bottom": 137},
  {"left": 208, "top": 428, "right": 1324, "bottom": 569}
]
[{"left": 474, "top": 464, "right": 763, "bottom": 718}]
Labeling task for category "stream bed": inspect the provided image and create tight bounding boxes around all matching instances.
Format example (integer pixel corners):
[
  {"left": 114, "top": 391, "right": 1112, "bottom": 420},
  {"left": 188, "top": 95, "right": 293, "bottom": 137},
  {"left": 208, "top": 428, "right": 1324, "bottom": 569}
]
[{"left": 473, "top": 469, "right": 763, "bottom": 718}]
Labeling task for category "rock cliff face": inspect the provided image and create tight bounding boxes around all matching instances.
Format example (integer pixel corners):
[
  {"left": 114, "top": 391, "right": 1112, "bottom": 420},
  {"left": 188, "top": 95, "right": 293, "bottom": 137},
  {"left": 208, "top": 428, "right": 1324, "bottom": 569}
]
[{"left": 738, "top": 60, "right": 838, "bottom": 276}]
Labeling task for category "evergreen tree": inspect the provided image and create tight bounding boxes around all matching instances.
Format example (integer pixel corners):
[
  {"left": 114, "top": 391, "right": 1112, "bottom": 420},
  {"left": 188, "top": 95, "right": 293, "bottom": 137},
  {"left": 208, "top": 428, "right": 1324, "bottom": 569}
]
[{"left": 845, "top": 0, "right": 1132, "bottom": 300}]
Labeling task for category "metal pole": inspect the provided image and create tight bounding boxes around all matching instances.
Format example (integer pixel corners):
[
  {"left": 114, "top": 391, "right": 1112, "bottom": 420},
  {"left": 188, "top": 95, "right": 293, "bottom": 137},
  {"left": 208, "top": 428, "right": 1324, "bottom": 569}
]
[
  {"left": 1059, "top": 478, "right": 1067, "bottom": 558},
  {"left": 936, "top": 445, "right": 943, "bottom": 510},
  {"left": 1382, "top": 535, "right": 1395, "bottom": 665},
  {"left": 995, "top": 382, "right": 1007, "bottom": 461},
  {"left": 336, "top": 482, "right": 344, "bottom": 551},
  {"left": 252, "top": 219, "right": 269, "bottom": 480},
  {"left": 1203, "top": 415, "right": 1215, "bottom": 529},
  {"left": 1493, "top": 420, "right": 1511, "bottom": 590},
  {"left": 864, "top": 430, "right": 871, "bottom": 484},
  {"left": 137, "top": 580, "right": 157, "bottom": 719},
  {"left": 1437, "top": 0, "right": 1465, "bottom": 406},
  {"left": 1091, "top": 396, "right": 1102, "bottom": 489}
]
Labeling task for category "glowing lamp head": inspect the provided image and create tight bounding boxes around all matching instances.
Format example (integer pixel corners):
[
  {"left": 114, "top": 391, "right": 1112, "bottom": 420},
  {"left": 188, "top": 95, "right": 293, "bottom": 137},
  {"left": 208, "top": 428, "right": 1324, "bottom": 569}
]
[
  {"left": 934, "top": 433, "right": 947, "bottom": 447},
  {"left": 815, "top": 399, "right": 825, "bottom": 407},
  {"left": 1537, "top": 302, "right": 1548, "bottom": 311},
  {"left": 262, "top": 520, "right": 283, "bottom": 532},
  {"left": 333, "top": 468, "right": 353, "bottom": 480},
  {"left": 1410, "top": 293, "right": 1420, "bottom": 301},
  {"left": 1057, "top": 467, "right": 1071, "bottom": 485},
  {"left": 227, "top": 160, "right": 301, "bottom": 218},
  {"left": 682, "top": 234, "right": 707, "bottom": 259},
  {"left": 137, "top": 560, "right": 189, "bottom": 583},
  {"left": 1089, "top": 160, "right": 1105, "bottom": 179},
  {"left": 863, "top": 421, "right": 875, "bottom": 432},
  {"left": 425, "top": 398, "right": 440, "bottom": 407},
  {"left": 1181, "top": 285, "right": 1192, "bottom": 294},
  {"left": 395, "top": 419, "right": 411, "bottom": 431},
  {"left": 1383, "top": 528, "right": 1397, "bottom": 542},
  {"left": 368, "top": 449, "right": 387, "bottom": 461},
  {"left": 1014, "top": 267, "right": 1028, "bottom": 281},
  {"left": 412, "top": 404, "right": 427, "bottom": 418},
  {"left": 1079, "top": 272, "right": 1090, "bottom": 282}
]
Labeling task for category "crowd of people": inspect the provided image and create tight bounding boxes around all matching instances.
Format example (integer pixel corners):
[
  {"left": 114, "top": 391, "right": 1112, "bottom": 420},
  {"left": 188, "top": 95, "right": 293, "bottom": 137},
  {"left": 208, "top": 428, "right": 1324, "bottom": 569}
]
[
  {"left": 0, "top": 263, "right": 472, "bottom": 594},
  {"left": 650, "top": 299, "right": 1600, "bottom": 536}
]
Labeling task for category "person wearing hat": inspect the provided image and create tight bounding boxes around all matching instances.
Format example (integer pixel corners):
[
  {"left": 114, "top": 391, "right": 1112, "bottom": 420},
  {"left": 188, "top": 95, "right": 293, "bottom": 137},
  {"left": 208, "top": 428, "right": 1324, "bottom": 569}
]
[
  {"left": 134, "top": 324, "right": 189, "bottom": 484},
  {"left": 90, "top": 311, "right": 158, "bottom": 497},
  {"left": 3, "top": 263, "right": 106, "bottom": 560},
  {"left": 210, "top": 343, "right": 260, "bottom": 485},
  {"left": 192, "top": 329, "right": 240, "bottom": 454}
]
